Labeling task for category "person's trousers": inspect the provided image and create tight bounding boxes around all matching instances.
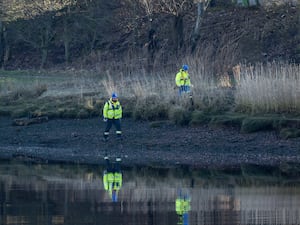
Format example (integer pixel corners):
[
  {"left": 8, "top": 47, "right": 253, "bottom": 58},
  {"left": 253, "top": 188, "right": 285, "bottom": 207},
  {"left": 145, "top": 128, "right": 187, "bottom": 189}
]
[
  {"left": 105, "top": 158, "right": 121, "bottom": 172},
  {"left": 103, "top": 119, "right": 122, "bottom": 139},
  {"left": 178, "top": 85, "right": 190, "bottom": 96}
]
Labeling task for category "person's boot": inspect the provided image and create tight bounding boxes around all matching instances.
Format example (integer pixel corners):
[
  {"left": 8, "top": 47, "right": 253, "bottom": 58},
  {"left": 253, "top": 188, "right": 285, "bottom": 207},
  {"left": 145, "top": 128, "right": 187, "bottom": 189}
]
[{"left": 116, "top": 157, "right": 122, "bottom": 162}]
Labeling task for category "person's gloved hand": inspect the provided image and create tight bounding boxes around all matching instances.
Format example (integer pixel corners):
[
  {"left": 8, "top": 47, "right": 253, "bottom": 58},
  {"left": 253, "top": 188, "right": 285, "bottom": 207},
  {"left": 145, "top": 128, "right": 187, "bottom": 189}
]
[{"left": 103, "top": 117, "right": 107, "bottom": 122}]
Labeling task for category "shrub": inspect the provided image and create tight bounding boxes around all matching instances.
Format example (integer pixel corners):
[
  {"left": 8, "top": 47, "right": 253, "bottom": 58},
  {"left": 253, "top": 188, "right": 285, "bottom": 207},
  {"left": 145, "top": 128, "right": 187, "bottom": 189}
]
[
  {"left": 133, "top": 94, "right": 169, "bottom": 121},
  {"left": 189, "top": 110, "right": 210, "bottom": 126},
  {"left": 279, "top": 128, "right": 300, "bottom": 139},
  {"left": 168, "top": 106, "right": 192, "bottom": 125},
  {"left": 210, "top": 114, "right": 245, "bottom": 127},
  {"left": 241, "top": 117, "right": 274, "bottom": 133}
]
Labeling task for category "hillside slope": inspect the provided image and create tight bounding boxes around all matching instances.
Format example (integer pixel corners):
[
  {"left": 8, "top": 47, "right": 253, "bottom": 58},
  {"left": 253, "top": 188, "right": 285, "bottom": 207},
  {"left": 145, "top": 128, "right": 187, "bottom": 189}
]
[{"left": 1, "top": 1, "right": 299, "bottom": 72}]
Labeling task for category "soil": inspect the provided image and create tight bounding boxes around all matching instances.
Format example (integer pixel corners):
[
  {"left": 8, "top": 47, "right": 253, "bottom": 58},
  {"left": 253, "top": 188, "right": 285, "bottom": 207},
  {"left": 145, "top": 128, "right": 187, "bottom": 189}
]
[{"left": 0, "top": 117, "right": 300, "bottom": 169}]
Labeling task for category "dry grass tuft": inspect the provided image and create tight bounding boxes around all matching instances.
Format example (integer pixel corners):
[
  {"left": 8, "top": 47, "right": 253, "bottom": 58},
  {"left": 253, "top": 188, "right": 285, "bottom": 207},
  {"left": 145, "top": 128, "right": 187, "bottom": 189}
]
[
  {"left": 133, "top": 94, "right": 169, "bottom": 121},
  {"left": 168, "top": 106, "right": 192, "bottom": 125},
  {"left": 235, "top": 63, "right": 300, "bottom": 114}
]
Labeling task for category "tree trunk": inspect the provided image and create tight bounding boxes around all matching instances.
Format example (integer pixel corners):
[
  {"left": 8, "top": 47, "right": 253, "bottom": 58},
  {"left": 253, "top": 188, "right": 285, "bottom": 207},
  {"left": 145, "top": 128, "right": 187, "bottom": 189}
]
[
  {"left": 147, "top": 19, "right": 157, "bottom": 72},
  {"left": 40, "top": 26, "right": 50, "bottom": 69},
  {"left": 296, "top": 8, "right": 300, "bottom": 63},
  {"left": 0, "top": 21, "right": 3, "bottom": 68},
  {"left": 191, "top": 2, "right": 204, "bottom": 52},
  {"left": 174, "top": 14, "right": 184, "bottom": 52},
  {"left": 63, "top": 16, "right": 70, "bottom": 65},
  {"left": 41, "top": 48, "right": 48, "bottom": 69},
  {"left": 3, "top": 25, "right": 9, "bottom": 69},
  {"left": 3, "top": 45, "right": 9, "bottom": 69}
]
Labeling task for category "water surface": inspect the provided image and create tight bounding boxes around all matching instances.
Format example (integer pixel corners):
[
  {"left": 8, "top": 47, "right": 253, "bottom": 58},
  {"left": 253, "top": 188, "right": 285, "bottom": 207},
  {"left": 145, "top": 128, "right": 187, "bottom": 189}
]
[{"left": 0, "top": 161, "right": 300, "bottom": 225}]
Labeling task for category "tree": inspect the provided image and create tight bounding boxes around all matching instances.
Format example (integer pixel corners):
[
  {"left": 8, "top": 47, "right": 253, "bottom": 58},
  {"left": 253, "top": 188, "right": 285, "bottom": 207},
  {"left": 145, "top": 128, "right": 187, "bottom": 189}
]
[
  {"left": 134, "top": 0, "right": 193, "bottom": 60},
  {"left": 296, "top": 6, "right": 300, "bottom": 63},
  {"left": 191, "top": 0, "right": 210, "bottom": 52},
  {"left": 0, "top": 1, "right": 10, "bottom": 68},
  {"left": 158, "top": 0, "right": 193, "bottom": 52},
  {"left": 1, "top": 0, "right": 73, "bottom": 68},
  {"left": 0, "top": 3, "right": 4, "bottom": 68}
]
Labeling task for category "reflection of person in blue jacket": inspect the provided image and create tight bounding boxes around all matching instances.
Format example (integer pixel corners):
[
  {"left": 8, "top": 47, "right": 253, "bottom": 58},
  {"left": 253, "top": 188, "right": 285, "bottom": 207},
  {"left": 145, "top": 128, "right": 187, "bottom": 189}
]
[
  {"left": 103, "top": 156, "right": 122, "bottom": 202},
  {"left": 175, "top": 190, "right": 191, "bottom": 225}
]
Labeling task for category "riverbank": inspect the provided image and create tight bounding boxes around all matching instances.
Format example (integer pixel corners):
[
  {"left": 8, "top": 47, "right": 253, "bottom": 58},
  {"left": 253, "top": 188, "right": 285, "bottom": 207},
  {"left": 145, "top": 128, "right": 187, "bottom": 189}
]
[{"left": 0, "top": 117, "right": 300, "bottom": 170}]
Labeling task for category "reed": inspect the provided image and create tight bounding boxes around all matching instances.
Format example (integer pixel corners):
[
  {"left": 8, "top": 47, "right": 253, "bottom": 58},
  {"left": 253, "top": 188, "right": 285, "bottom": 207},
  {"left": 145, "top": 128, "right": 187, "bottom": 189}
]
[
  {"left": 1, "top": 61, "right": 300, "bottom": 123},
  {"left": 235, "top": 63, "right": 300, "bottom": 114},
  {"left": 100, "top": 63, "right": 231, "bottom": 123}
]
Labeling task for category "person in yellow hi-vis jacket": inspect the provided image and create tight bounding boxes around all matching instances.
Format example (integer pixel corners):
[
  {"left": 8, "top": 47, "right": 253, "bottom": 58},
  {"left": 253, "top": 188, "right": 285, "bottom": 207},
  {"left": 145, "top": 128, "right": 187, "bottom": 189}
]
[
  {"left": 176, "top": 190, "right": 191, "bottom": 225},
  {"left": 103, "top": 156, "right": 122, "bottom": 202},
  {"left": 102, "top": 92, "right": 123, "bottom": 141},
  {"left": 175, "top": 65, "right": 191, "bottom": 96}
]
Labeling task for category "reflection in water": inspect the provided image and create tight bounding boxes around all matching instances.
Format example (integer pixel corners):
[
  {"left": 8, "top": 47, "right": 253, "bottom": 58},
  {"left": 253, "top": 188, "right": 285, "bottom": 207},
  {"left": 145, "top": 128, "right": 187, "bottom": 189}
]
[
  {"left": 103, "top": 157, "right": 122, "bottom": 202},
  {"left": 176, "top": 190, "right": 191, "bottom": 225},
  {"left": 0, "top": 161, "right": 300, "bottom": 225}
]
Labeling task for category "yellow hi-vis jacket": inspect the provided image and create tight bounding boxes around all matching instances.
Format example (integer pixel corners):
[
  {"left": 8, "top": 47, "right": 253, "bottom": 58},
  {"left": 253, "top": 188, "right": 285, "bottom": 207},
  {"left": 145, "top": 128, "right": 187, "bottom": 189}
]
[
  {"left": 176, "top": 198, "right": 191, "bottom": 216},
  {"left": 103, "top": 171, "right": 123, "bottom": 197},
  {"left": 103, "top": 99, "right": 122, "bottom": 119},
  {"left": 175, "top": 69, "right": 191, "bottom": 87}
]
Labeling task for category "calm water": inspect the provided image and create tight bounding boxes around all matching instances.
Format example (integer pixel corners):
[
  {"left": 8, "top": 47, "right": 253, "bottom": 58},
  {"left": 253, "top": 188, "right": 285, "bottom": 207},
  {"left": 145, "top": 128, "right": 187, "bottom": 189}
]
[{"left": 0, "top": 161, "right": 300, "bottom": 225}]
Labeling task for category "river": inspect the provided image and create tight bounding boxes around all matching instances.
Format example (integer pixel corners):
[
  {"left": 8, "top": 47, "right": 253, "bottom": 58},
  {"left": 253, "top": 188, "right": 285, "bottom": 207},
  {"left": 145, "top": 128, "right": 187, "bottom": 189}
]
[{"left": 0, "top": 160, "right": 299, "bottom": 225}]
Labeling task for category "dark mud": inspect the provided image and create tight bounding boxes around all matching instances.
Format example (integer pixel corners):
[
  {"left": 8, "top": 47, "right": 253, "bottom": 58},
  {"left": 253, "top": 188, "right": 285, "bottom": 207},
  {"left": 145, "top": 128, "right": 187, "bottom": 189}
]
[{"left": 0, "top": 117, "right": 300, "bottom": 169}]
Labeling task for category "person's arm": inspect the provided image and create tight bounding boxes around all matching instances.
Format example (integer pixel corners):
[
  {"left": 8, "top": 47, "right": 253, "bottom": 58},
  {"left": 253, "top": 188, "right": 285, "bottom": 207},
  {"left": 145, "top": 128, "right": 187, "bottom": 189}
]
[
  {"left": 120, "top": 105, "right": 123, "bottom": 119},
  {"left": 103, "top": 102, "right": 108, "bottom": 119},
  {"left": 175, "top": 72, "right": 181, "bottom": 87},
  {"left": 103, "top": 173, "right": 109, "bottom": 190}
]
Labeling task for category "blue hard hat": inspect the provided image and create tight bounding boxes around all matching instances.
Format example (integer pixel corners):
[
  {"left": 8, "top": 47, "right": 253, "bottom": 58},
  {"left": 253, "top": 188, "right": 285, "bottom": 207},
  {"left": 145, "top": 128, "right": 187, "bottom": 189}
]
[
  {"left": 182, "top": 65, "right": 189, "bottom": 71},
  {"left": 112, "top": 92, "right": 118, "bottom": 98}
]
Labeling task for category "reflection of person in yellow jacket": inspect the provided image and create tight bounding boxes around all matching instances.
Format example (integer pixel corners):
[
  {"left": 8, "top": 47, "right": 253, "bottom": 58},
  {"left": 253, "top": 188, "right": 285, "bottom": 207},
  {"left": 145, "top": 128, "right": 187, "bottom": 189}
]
[
  {"left": 176, "top": 190, "right": 191, "bottom": 225},
  {"left": 175, "top": 65, "right": 191, "bottom": 96},
  {"left": 103, "top": 156, "right": 122, "bottom": 202}
]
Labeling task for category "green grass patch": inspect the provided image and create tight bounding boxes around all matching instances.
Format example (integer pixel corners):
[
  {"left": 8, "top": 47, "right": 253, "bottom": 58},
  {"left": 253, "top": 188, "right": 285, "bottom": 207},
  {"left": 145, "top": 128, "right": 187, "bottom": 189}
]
[
  {"left": 279, "top": 128, "right": 300, "bottom": 139},
  {"left": 239, "top": 115, "right": 300, "bottom": 134},
  {"left": 209, "top": 113, "right": 246, "bottom": 127},
  {"left": 0, "top": 69, "right": 33, "bottom": 77},
  {"left": 168, "top": 106, "right": 192, "bottom": 125},
  {"left": 132, "top": 94, "right": 169, "bottom": 121},
  {"left": 275, "top": 118, "right": 300, "bottom": 129},
  {"left": 189, "top": 110, "right": 211, "bottom": 126},
  {"left": 0, "top": 94, "right": 103, "bottom": 119},
  {"left": 241, "top": 117, "right": 275, "bottom": 133}
]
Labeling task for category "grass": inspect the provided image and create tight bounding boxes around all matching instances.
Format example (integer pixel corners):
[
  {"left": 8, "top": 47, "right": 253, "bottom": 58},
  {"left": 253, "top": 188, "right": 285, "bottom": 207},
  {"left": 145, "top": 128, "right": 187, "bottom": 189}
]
[
  {"left": 209, "top": 113, "right": 246, "bottom": 128},
  {"left": 235, "top": 62, "right": 300, "bottom": 114},
  {"left": 0, "top": 69, "right": 105, "bottom": 119},
  {"left": 279, "top": 128, "right": 300, "bottom": 139},
  {"left": 241, "top": 117, "right": 275, "bottom": 133},
  {"left": 0, "top": 62, "right": 300, "bottom": 138}
]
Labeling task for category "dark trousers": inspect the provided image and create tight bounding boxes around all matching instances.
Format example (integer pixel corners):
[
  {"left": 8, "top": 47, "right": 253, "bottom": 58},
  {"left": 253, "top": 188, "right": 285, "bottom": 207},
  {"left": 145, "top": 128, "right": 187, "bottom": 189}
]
[
  {"left": 104, "top": 119, "right": 122, "bottom": 139},
  {"left": 105, "top": 158, "right": 121, "bottom": 173},
  {"left": 178, "top": 85, "right": 191, "bottom": 96}
]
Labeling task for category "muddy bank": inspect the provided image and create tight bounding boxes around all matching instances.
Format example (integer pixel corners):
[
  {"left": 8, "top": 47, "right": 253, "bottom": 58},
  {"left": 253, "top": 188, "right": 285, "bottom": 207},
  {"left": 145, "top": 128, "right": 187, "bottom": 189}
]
[{"left": 0, "top": 117, "right": 300, "bottom": 169}]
